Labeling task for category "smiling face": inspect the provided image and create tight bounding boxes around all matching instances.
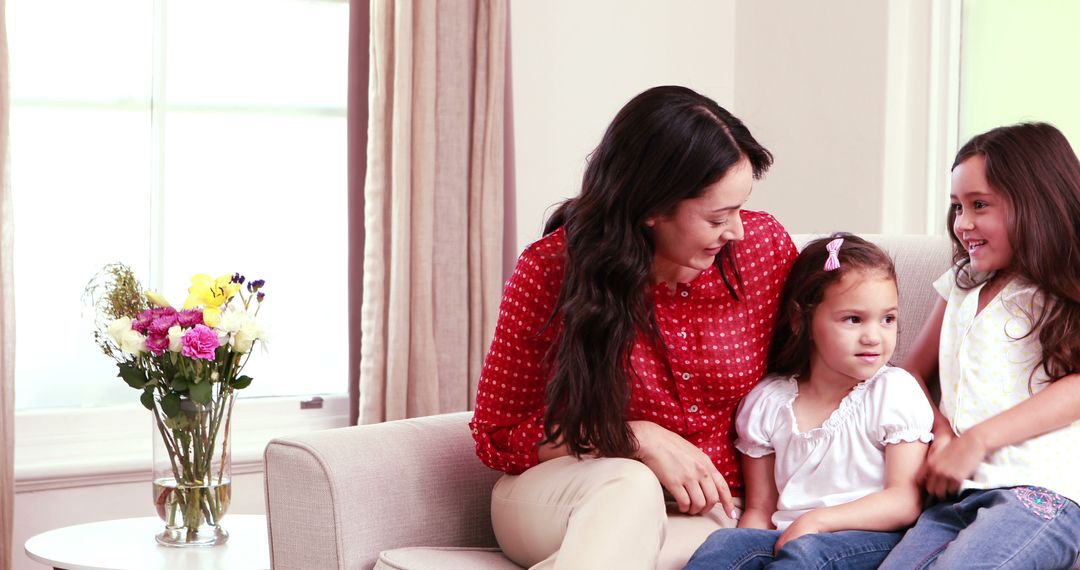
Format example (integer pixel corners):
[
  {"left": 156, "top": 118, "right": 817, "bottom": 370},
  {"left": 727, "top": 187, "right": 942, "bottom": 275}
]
[
  {"left": 951, "top": 154, "right": 1015, "bottom": 275},
  {"left": 808, "top": 270, "right": 899, "bottom": 388},
  {"left": 645, "top": 157, "right": 754, "bottom": 286}
]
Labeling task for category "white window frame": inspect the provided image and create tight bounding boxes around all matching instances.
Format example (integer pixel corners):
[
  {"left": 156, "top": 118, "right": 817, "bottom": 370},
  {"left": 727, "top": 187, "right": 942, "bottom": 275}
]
[{"left": 880, "top": 0, "right": 962, "bottom": 236}]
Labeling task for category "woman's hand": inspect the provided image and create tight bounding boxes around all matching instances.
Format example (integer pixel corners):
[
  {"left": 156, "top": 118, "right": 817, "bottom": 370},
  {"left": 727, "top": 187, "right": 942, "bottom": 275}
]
[
  {"left": 774, "top": 511, "right": 826, "bottom": 553},
  {"left": 923, "top": 430, "right": 987, "bottom": 498},
  {"left": 629, "top": 420, "right": 735, "bottom": 517}
]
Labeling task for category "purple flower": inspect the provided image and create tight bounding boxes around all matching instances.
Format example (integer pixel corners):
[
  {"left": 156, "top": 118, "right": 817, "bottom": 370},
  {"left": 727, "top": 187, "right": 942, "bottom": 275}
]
[
  {"left": 231, "top": 273, "right": 245, "bottom": 284},
  {"left": 146, "top": 333, "right": 170, "bottom": 355},
  {"left": 181, "top": 324, "right": 220, "bottom": 361},
  {"left": 247, "top": 279, "right": 265, "bottom": 293},
  {"left": 177, "top": 309, "right": 204, "bottom": 328},
  {"left": 132, "top": 311, "right": 153, "bottom": 334},
  {"left": 149, "top": 313, "right": 179, "bottom": 336},
  {"left": 256, "top": 292, "right": 265, "bottom": 302}
]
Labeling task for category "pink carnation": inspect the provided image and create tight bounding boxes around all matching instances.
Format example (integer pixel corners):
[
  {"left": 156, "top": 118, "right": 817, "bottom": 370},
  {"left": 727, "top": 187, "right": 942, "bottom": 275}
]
[{"left": 181, "top": 324, "right": 219, "bottom": 361}]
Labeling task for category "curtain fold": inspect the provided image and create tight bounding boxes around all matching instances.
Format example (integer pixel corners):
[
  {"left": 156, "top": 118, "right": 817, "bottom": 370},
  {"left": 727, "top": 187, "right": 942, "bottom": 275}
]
[
  {"left": 0, "top": 1, "right": 15, "bottom": 567},
  {"left": 357, "top": 0, "right": 507, "bottom": 423},
  {"left": 347, "top": 0, "right": 370, "bottom": 427}
]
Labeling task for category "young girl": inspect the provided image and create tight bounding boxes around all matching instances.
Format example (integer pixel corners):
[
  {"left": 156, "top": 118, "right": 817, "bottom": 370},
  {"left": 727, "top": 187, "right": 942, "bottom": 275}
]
[
  {"left": 686, "top": 234, "right": 934, "bottom": 569},
  {"left": 880, "top": 124, "right": 1080, "bottom": 569}
]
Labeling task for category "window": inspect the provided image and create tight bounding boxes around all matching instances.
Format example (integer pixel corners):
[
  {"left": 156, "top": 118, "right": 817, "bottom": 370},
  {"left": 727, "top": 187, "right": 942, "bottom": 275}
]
[
  {"left": 9, "top": 0, "right": 350, "bottom": 411},
  {"left": 958, "top": 0, "right": 1080, "bottom": 145}
]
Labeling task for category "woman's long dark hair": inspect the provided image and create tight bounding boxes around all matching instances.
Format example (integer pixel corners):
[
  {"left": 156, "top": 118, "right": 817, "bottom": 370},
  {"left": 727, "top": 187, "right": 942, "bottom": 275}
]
[
  {"left": 949, "top": 122, "right": 1080, "bottom": 382},
  {"left": 541, "top": 86, "right": 773, "bottom": 458}
]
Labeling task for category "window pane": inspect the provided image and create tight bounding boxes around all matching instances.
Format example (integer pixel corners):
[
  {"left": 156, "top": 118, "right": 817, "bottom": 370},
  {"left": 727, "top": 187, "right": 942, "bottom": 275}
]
[
  {"left": 8, "top": 0, "right": 153, "bottom": 103},
  {"left": 11, "top": 0, "right": 349, "bottom": 411},
  {"left": 12, "top": 108, "right": 152, "bottom": 410},
  {"left": 959, "top": 0, "right": 1080, "bottom": 145},
  {"left": 160, "top": 112, "right": 347, "bottom": 398},
  {"left": 166, "top": 0, "right": 349, "bottom": 109}
]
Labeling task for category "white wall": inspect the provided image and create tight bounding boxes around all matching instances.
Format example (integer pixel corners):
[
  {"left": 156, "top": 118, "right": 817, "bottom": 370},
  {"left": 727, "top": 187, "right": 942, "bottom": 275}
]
[
  {"left": 510, "top": 0, "right": 737, "bottom": 253},
  {"left": 735, "top": 0, "right": 890, "bottom": 234},
  {"left": 510, "top": 0, "right": 950, "bottom": 253}
]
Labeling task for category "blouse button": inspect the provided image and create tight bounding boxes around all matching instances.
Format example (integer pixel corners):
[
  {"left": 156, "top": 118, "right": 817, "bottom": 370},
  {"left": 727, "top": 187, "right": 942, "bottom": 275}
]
[
  {"left": 472, "top": 428, "right": 479, "bottom": 434},
  {"left": 682, "top": 372, "right": 691, "bottom": 380},
  {"left": 689, "top": 405, "right": 699, "bottom": 413},
  {"left": 680, "top": 291, "right": 689, "bottom": 298}
]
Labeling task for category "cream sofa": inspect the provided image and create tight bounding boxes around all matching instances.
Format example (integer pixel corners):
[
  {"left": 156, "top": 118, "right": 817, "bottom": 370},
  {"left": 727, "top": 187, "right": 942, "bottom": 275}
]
[{"left": 264, "top": 234, "right": 952, "bottom": 570}]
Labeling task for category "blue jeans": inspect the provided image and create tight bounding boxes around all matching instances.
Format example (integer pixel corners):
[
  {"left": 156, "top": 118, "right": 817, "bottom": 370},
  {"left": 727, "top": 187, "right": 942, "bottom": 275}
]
[
  {"left": 879, "top": 486, "right": 1080, "bottom": 569},
  {"left": 684, "top": 528, "right": 903, "bottom": 570}
]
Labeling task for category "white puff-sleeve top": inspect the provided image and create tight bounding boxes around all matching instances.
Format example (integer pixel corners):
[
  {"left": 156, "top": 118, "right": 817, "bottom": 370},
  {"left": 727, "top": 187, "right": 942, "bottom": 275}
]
[{"left": 735, "top": 365, "right": 933, "bottom": 530}]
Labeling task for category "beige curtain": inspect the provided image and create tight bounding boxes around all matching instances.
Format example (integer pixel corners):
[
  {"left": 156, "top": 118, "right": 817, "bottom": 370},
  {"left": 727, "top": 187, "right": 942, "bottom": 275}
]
[
  {"left": 359, "top": 0, "right": 507, "bottom": 423},
  {"left": 0, "top": 1, "right": 14, "bottom": 567}
]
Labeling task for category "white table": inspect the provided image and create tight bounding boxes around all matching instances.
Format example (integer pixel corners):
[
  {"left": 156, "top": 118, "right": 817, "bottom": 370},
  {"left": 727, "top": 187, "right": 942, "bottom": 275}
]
[{"left": 24, "top": 514, "right": 271, "bottom": 570}]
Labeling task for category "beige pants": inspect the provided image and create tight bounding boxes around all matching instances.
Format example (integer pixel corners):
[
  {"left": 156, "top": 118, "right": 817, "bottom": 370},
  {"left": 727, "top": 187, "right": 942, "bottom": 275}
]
[{"left": 491, "top": 456, "right": 740, "bottom": 570}]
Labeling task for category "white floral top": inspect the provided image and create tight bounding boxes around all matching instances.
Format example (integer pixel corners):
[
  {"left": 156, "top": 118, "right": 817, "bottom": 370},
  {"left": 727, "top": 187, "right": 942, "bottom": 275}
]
[
  {"left": 736, "top": 366, "right": 933, "bottom": 530},
  {"left": 934, "top": 267, "right": 1080, "bottom": 502}
]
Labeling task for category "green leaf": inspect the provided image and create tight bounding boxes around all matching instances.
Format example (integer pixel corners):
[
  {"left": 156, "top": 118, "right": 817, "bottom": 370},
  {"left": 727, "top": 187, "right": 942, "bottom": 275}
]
[
  {"left": 231, "top": 375, "right": 253, "bottom": 390},
  {"left": 189, "top": 379, "right": 213, "bottom": 405},
  {"left": 161, "top": 392, "right": 181, "bottom": 417},
  {"left": 171, "top": 377, "right": 189, "bottom": 392},
  {"left": 140, "top": 388, "right": 155, "bottom": 411},
  {"left": 117, "top": 363, "right": 149, "bottom": 390}
]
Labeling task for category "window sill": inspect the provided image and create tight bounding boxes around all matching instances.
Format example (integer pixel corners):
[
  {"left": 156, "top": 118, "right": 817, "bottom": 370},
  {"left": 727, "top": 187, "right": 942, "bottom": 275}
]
[{"left": 14, "top": 394, "right": 350, "bottom": 492}]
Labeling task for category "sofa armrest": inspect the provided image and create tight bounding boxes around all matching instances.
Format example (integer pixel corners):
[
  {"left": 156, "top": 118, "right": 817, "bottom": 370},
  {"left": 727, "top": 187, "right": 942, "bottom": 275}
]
[{"left": 264, "top": 411, "right": 502, "bottom": 570}]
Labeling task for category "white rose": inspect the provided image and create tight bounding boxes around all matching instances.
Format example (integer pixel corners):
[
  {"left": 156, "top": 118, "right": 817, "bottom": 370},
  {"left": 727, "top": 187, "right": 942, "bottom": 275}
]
[
  {"left": 119, "top": 329, "right": 147, "bottom": 355},
  {"left": 107, "top": 317, "right": 133, "bottom": 345},
  {"left": 167, "top": 325, "right": 184, "bottom": 353}
]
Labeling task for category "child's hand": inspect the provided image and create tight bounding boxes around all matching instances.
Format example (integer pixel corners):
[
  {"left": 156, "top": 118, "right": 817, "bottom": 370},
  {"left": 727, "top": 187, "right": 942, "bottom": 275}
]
[
  {"left": 773, "top": 511, "right": 826, "bottom": 554},
  {"left": 629, "top": 420, "right": 736, "bottom": 517},
  {"left": 924, "top": 430, "right": 987, "bottom": 498}
]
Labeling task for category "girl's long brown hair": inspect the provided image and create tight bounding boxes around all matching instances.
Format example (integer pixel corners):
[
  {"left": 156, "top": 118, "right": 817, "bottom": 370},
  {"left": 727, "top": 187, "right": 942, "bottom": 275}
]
[
  {"left": 950, "top": 122, "right": 1080, "bottom": 381},
  {"left": 541, "top": 86, "right": 773, "bottom": 458}
]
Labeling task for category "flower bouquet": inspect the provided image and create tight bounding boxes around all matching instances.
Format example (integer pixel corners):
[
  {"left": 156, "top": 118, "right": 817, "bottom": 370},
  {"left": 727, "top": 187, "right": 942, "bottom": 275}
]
[{"left": 85, "top": 265, "right": 266, "bottom": 547}]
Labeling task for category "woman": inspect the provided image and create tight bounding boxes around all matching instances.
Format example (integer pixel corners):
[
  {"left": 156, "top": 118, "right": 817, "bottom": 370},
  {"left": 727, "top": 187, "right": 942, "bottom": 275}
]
[{"left": 471, "top": 85, "right": 797, "bottom": 569}]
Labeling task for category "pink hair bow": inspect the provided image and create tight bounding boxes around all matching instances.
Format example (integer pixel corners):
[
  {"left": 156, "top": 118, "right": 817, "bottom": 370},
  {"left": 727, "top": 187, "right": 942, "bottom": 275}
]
[{"left": 824, "top": 238, "right": 844, "bottom": 272}]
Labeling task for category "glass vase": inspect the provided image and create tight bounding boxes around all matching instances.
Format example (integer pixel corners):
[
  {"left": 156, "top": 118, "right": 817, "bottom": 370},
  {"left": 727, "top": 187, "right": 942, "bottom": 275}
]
[{"left": 151, "top": 387, "right": 234, "bottom": 547}]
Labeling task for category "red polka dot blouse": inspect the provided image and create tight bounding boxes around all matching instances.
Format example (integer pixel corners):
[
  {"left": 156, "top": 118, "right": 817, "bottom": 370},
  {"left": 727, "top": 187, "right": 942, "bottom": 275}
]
[{"left": 470, "top": 210, "right": 796, "bottom": 496}]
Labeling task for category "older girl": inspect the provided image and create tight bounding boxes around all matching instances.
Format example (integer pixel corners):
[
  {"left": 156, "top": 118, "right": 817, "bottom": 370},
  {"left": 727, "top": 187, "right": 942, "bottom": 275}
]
[{"left": 881, "top": 123, "right": 1080, "bottom": 569}]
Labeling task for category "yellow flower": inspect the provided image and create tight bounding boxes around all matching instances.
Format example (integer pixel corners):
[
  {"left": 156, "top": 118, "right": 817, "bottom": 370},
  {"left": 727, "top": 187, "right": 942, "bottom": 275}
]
[
  {"left": 183, "top": 274, "right": 241, "bottom": 319},
  {"left": 202, "top": 306, "right": 223, "bottom": 328},
  {"left": 144, "top": 290, "right": 172, "bottom": 308}
]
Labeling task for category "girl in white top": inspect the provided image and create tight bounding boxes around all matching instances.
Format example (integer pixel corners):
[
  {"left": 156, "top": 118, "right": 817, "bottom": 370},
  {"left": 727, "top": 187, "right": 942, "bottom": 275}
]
[
  {"left": 686, "top": 234, "right": 934, "bottom": 570},
  {"left": 880, "top": 124, "right": 1080, "bottom": 569}
]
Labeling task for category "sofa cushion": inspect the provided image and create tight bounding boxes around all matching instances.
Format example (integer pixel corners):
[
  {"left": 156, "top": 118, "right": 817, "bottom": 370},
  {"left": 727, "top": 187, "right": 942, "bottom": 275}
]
[{"left": 375, "top": 547, "right": 522, "bottom": 570}]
